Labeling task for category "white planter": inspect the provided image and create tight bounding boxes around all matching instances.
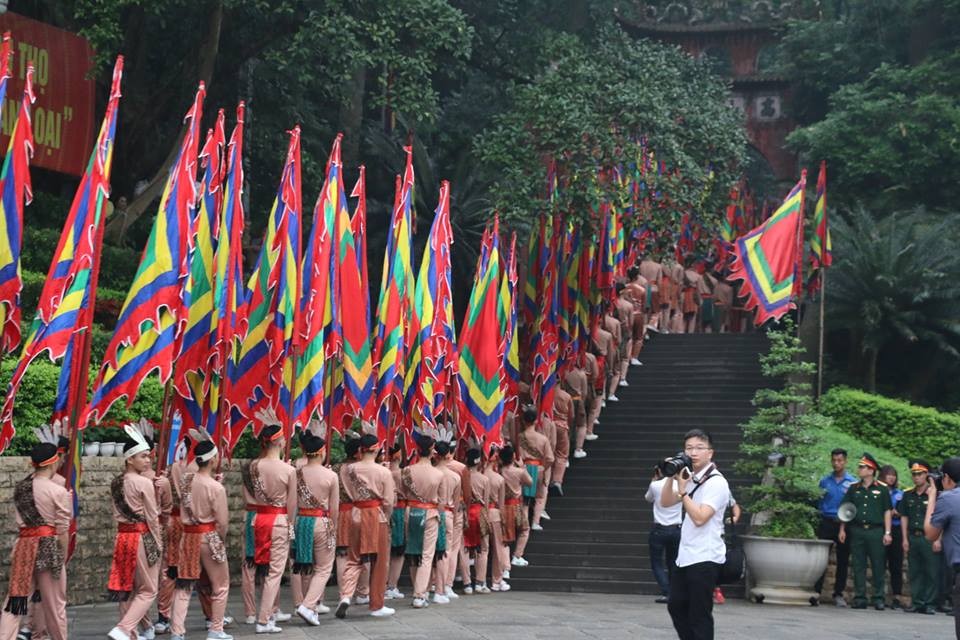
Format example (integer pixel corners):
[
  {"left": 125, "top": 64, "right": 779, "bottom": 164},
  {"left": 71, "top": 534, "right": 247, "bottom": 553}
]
[
  {"left": 115, "top": 444, "right": 125, "bottom": 457},
  {"left": 99, "top": 442, "right": 116, "bottom": 457},
  {"left": 84, "top": 442, "right": 100, "bottom": 457},
  {"left": 742, "top": 535, "right": 832, "bottom": 606}
]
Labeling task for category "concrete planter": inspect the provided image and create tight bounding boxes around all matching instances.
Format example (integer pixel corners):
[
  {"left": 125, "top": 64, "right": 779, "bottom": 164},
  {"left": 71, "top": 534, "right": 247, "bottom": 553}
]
[{"left": 742, "top": 535, "right": 832, "bottom": 605}]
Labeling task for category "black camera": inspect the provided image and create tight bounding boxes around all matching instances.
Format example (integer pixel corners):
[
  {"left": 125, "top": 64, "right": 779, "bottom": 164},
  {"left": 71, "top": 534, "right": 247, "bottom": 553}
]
[
  {"left": 659, "top": 452, "right": 693, "bottom": 477},
  {"left": 929, "top": 469, "right": 945, "bottom": 493}
]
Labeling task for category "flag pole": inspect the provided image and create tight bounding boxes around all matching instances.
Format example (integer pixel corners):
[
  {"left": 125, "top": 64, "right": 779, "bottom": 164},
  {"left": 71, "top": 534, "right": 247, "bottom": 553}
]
[{"left": 817, "top": 267, "right": 826, "bottom": 400}]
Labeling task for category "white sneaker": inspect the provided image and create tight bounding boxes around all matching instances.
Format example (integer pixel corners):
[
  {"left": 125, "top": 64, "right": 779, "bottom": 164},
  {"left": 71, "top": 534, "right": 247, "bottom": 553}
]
[
  {"left": 541, "top": 511, "right": 551, "bottom": 521},
  {"left": 140, "top": 626, "right": 156, "bottom": 640},
  {"left": 619, "top": 379, "right": 629, "bottom": 387},
  {"left": 244, "top": 616, "right": 256, "bottom": 625},
  {"left": 593, "top": 419, "right": 600, "bottom": 426},
  {"left": 601, "top": 400, "right": 606, "bottom": 408},
  {"left": 108, "top": 629, "right": 131, "bottom": 640},
  {"left": 206, "top": 632, "right": 233, "bottom": 640},
  {"left": 296, "top": 605, "right": 320, "bottom": 626},
  {"left": 170, "top": 636, "right": 184, "bottom": 640},
  {"left": 565, "top": 460, "right": 570, "bottom": 468},
  {"left": 512, "top": 556, "right": 529, "bottom": 567},
  {"left": 574, "top": 449, "right": 587, "bottom": 459},
  {"left": 354, "top": 595, "right": 370, "bottom": 605},
  {"left": 254, "top": 621, "right": 282, "bottom": 634},
  {"left": 585, "top": 433, "right": 599, "bottom": 441},
  {"left": 463, "top": 585, "right": 474, "bottom": 595},
  {"left": 503, "top": 569, "right": 511, "bottom": 579},
  {"left": 315, "top": 603, "right": 330, "bottom": 615},
  {"left": 432, "top": 594, "right": 450, "bottom": 604},
  {"left": 369, "top": 606, "right": 395, "bottom": 618},
  {"left": 384, "top": 587, "right": 401, "bottom": 600},
  {"left": 272, "top": 611, "right": 291, "bottom": 623},
  {"left": 154, "top": 621, "right": 170, "bottom": 634},
  {"left": 491, "top": 582, "right": 502, "bottom": 592},
  {"left": 631, "top": 358, "right": 642, "bottom": 366},
  {"left": 493, "top": 581, "right": 511, "bottom": 592},
  {"left": 412, "top": 597, "right": 429, "bottom": 609},
  {"left": 444, "top": 586, "right": 459, "bottom": 599},
  {"left": 476, "top": 584, "right": 491, "bottom": 594},
  {"left": 608, "top": 394, "right": 620, "bottom": 402},
  {"left": 222, "top": 616, "right": 234, "bottom": 628},
  {"left": 531, "top": 523, "right": 543, "bottom": 531}
]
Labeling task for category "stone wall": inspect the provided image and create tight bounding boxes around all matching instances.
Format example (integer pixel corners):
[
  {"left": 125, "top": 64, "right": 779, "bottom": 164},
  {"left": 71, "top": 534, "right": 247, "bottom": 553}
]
[{"left": 0, "top": 456, "right": 253, "bottom": 605}]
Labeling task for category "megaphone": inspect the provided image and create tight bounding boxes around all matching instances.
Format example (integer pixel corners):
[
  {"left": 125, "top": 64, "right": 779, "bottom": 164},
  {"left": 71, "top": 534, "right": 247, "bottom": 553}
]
[{"left": 837, "top": 502, "right": 857, "bottom": 523}]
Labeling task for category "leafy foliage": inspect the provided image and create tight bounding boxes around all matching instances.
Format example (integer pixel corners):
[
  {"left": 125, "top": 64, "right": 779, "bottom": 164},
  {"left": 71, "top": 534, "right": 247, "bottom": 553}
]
[
  {"left": 820, "top": 386, "right": 960, "bottom": 464},
  {"left": 735, "top": 320, "right": 827, "bottom": 539},
  {"left": 826, "top": 206, "right": 960, "bottom": 392},
  {"left": 475, "top": 24, "right": 746, "bottom": 233}
]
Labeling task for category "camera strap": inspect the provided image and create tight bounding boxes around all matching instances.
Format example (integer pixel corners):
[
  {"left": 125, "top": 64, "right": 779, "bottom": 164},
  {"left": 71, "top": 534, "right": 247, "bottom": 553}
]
[{"left": 680, "top": 465, "right": 717, "bottom": 523}]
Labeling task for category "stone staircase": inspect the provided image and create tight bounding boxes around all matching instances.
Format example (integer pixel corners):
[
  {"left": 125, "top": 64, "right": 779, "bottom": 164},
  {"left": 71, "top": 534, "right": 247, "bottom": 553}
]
[{"left": 509, "top": 332, "right": 769, "bottom": 594}]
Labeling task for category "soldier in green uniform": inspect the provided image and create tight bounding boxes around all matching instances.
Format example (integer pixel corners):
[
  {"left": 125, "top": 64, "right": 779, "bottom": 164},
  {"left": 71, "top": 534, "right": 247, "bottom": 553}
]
[
  {"left": 839, "top": 453, "right": 893, "bottom": 609},
  {"left": 900, "top": 460, "right": 941, "bottom": 614}
]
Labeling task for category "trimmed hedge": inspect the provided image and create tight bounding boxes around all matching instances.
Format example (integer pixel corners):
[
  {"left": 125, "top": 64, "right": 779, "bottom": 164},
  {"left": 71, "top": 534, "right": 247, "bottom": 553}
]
[{"left": 820, "top": 387, "right": 960, "bottom": 464}]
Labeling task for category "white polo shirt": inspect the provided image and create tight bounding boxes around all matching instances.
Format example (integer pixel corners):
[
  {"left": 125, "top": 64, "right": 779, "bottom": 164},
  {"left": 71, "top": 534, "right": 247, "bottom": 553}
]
[
  {"left": 675, "top": 465, "right": 731, "bottom": 568},
  {"left": 645, "top": 478, "right": 682, "bottom": 526}
]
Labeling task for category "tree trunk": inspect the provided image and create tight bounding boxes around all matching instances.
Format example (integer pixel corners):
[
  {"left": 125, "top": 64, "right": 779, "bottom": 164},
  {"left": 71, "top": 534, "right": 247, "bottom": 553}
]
[
  {"left": 864, "top": 348, "right": 878, "bottom": 393},
  {"left": 340, "top": 66, "right": 366, "bottom": 166},
  {"left": 105, "top": 0, "right": 224, "bottom": 237}
]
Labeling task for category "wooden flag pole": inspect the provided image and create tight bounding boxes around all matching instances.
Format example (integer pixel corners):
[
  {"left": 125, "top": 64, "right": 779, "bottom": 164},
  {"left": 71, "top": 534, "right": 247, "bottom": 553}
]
[{"left": 817, "top": 268, "right": 826, "bottom": 400}]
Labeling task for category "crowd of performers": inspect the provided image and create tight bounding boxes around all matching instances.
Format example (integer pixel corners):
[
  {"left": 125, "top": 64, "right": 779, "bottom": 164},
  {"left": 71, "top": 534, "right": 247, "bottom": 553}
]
[{"left": 0, "top": 248, "right": 741, "bottom": 640}]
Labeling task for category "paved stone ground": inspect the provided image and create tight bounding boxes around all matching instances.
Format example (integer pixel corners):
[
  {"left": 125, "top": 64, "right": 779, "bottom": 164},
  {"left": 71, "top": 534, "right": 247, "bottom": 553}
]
[{"left": 66, "top": 590, "right": 953, "bottom": 639}]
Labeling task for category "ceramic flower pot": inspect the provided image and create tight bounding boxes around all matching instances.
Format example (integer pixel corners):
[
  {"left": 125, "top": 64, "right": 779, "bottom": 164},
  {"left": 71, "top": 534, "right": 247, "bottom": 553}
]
[{"left": 742, "top": 535, "right": 832, "bottom": 605}]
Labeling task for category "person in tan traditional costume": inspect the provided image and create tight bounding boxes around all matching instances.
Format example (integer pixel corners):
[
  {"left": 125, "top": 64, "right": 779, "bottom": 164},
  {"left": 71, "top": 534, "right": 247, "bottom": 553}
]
[
  {"left": 513, "top": 407, "right": 552, "bottom": 562},
  {"left": 402, "top": 432, "right": 445, "bottom": 608},
  {"left": 464, "top": 448, "right": 492, "bottom": 594},
  {"left": 482, "top": 446, "right": 509, "bottom": 591},
  {"left": 432, "top": 431, "right": 462, "bottom": 601},
  {"left": 168, "top": 430, "right": 231, "bottom": 640},
  {"left": 681, "top": 258, "right": 703, "bottom": 335},
  {"left": 613, "top": 282, "right": 636, "bottom": 383},
  {"left": 335, "top": 426, "right": 396, "bottom": 619},
  {"left": 564, "top": 358, "right": 590, "bottom": 459},
  {"left": 499, "top": 445, "right": 532, "bottom": 571},
  {"left": 639, "top": 253, "right": 664, "bottom": 332},
  {"left": 107, "top": 423, "right": 162, "bottom": 640},
  {"left": 291, "top": 423, "right": 339, "bottom": 626},
  {"left": 333, "top": 436, "right": 371, "bottom": 610},
  {"left": 625, "top": 265, "right": 648, "bottom": 363},
  {"left": 0, "top": 443, "right": 70, "bottom": 640},
  {"left": 549, "top": 383, "right": 574, "bottom": 496},
  {"left": 241, "top": 408, "right": 296, "bottom": 634},
  {"left": 385, "top": 442, "right": 407, "bottom": 602}
]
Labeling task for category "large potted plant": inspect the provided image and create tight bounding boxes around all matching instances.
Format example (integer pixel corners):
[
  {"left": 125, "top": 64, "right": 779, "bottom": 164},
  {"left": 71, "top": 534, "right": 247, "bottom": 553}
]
[{"left": 735, "top": 319, "right": 833, "bottom": 605}]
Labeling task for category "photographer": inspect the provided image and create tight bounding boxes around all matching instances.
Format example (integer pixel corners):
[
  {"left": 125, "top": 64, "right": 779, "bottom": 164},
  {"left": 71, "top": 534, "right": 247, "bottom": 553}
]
[
  {"left": 924, "top": 457, "right": 960, "bottom": 638},
  {"left": 660, "top": 429, "right": 730, "bottom": 640}
]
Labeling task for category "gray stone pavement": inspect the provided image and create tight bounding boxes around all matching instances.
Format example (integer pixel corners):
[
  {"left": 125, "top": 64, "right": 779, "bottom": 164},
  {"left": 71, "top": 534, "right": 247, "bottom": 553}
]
[{"left": 65, "top": 589, "right": 954, "bottom": 639}]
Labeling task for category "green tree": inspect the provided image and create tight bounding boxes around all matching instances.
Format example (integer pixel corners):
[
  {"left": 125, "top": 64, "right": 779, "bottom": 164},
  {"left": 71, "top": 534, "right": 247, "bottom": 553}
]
[
  {"left": 827, "top": 206, "right": 960, "bottom": 393},
  {"left": 735, "top": 319, "right": 828, "bottom": 539}
]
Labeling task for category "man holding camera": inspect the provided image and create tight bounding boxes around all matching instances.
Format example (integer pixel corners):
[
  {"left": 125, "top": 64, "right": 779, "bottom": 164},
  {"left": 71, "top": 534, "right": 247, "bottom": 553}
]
[
  {"left": 660, "top": 429, "right": 730, "bottom": 640},
  {"left": 924, "top": 456, "right": 960, "bottom": 638}
]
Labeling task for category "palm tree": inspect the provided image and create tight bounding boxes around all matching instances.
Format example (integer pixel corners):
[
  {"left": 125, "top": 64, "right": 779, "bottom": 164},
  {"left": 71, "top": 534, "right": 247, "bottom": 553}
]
[{"left": 827, "top": 206, "right": 960, "bottom": 392}]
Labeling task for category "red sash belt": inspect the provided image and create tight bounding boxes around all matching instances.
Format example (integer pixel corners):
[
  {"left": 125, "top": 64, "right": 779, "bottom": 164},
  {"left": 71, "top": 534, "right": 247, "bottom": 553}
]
[
  {"left": 488, "top": 503, "right": 499, "bottom": 510},
  {"left": 395, "top": 499, "right": 409, "bottom": 508},
  {"left": 299, "top": 508, "right": 330, "bottom": 518},
  {"left": 117, "top": 522, "right": 149, "bottom": 534},
  {"left": 504, "top": 497, "right": 522, "bottom": 506},
  {"left": 525, "top": 459, "right": 543, "bottom": 467},
  {"left": 109, "top": 522, "right": 149, "bottom": 598},
  {"left": 353, "top": 499, "right": 383, "bottom": 509},
  {"left": 182, "top": 522, "right": 217, "bottom": 534},
  {"left": 254, "top": 505, "right": 287, "bottom": 515},
  {"left": 245, "top": 504, "right": 258, "bottom": 513},
  {"left": 444, "top": 506, "right": 455, "bottom": 512},
  {"left": 464, "top": 503, "right": 483, "bottom": 549},
  {"left": 170, "top": 507, "right": 181, "bottom": 518},
  {"left": 19, "top": 525, "right": 57, "bottom": 538},
  {"left": 339, "top": 503, "right": 353, "bottom": 512},
  {"left": 407, "top": 501, "right": 438, "bottom": 510}
]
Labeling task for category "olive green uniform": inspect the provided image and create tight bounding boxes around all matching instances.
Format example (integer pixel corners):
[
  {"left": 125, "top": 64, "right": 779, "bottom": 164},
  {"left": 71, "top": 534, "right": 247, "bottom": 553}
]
[
  {"left": 899, "top": 488, "right": 939, "bottom": 610},
  {"left": 841, "top": 481, "right": 892, "bottom": 607}
]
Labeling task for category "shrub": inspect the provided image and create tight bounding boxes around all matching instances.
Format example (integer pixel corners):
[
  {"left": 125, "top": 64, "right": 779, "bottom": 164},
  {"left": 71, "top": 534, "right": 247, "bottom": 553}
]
[
  {"left": 735, "top": 319, "right": 828, "bottom": 540},
  {"left": 820, "top": 387, "right": 960, "bottom": 464}
]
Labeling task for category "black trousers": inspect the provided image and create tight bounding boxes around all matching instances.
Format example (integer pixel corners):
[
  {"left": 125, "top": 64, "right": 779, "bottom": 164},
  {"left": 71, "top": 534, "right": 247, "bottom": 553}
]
[
  {"left": 668, "top": 561, "right": 720, "bottom": 640},
  {"left": 814, "top": 516, "right": 850, "bottom": 597},
  {"left": 885, "top": 527, "right": 904, "bottom": 596}
]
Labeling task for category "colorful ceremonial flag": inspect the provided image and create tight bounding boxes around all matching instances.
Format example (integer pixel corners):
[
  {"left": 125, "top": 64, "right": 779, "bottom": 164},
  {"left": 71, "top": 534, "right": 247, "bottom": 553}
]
[
  {"left": 173, "top": 110, "right": 226, "bottom": 436},
  {"left": 722, "top": 185, "right": 739, "bottom": 244},
  {"left": 458, "top": 215, "right": 505, "bottom": 451},
  {"left": 729, "top": 171, "right": 807, "bottom": 326},
  {"left": 82, "top": 83, "right": 205, "bottom": 426},
  {"left": 0, "top": 56, "right": 123, "bottom": 453},
  {"left": 810, "top": 161, "right": 832, "bottom": 269},
  {"left": 530, "top": 216, "right": 560, "bottom": 420},
  {"left": 351, "top": 166, "right": 370, "bottom": 317},
  {"left": 230, "top": 127, "right": 301, "bottom": 438},
  {"left": 499, "top": 231, "right": 520, "bottom": 414},
  {"left": 0, "top": 63, "right": 35, "bottom": 354},
  {"left": 372, "top": 147, "right": 415, "bottom": 442},
  {"left": 290, "top": 135, "right": 343, "bottom": 431},
  {"left": 213, "top": 103, "right": 247, "bottom": 454},
  {"left": 406, "top": 180, "right": 456, "bottom": 433}
]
